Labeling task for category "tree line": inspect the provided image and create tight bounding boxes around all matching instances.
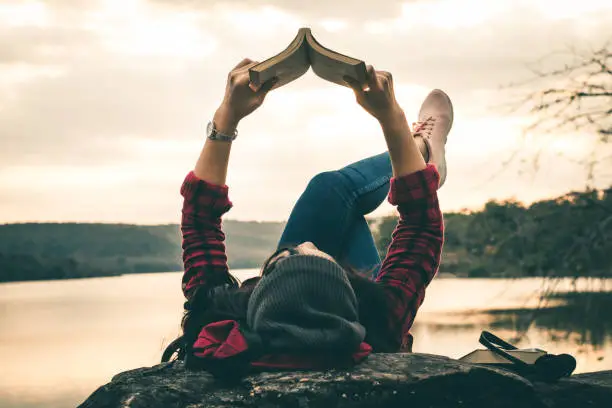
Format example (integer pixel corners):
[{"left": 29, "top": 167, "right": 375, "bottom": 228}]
[
  {"left": 375, "top": 186, "right": 612, "bottom": 278},
  {"left": 1, "top": 185, "right": 610, "bottom": 283},
  {"left": 0, "top": 221, "right": 282, "bottom": 282}
]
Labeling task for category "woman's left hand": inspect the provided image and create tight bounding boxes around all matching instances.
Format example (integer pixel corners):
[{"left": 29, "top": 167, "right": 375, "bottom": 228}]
[{"left": 214, "top": 58, "right": 276, "bottom": 132}]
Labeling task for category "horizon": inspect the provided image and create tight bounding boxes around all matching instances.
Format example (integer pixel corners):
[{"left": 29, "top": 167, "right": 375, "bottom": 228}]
[
  {"left": 1, "top": 182, "right": 607, "bottom": 226},
  {"left": 1, "top": 0, "right": 611, "bottom": 224}
]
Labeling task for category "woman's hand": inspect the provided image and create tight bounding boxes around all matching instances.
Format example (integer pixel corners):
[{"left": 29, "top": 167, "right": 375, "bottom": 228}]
[
  {"left": 214, "top": 58, "right": 276, "bottom": 133},
  {"left": 346, "top": 66, "right": 426, "bottom": 178},
  {"left": 344, "top": 66, "right": 404, "bottom": 127}
]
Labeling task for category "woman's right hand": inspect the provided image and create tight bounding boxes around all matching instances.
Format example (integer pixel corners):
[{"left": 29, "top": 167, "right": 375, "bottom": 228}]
[
  {"left": 344, "top": 66, "right": 404, "bottom": 126},
  {"left": 214, "top": 58, "right": 276, "bottom": 134}
]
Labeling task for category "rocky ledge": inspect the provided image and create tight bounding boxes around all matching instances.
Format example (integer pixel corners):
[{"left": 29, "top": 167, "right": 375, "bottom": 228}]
[{"left": 79, "top": 353, "right": 611, "bottom": 408}]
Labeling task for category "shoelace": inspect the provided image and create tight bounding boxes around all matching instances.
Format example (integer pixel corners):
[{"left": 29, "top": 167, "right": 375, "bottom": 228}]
[{"left": 412, "top": 116, "right": 436, "bottom": 139}]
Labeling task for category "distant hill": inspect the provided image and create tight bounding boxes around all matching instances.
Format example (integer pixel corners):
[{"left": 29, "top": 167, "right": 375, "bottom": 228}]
[
  {"left": 0, "top": 221, "right": 285, "bottom": 282},
  {"left": 1, "top": 184, "right": 610, "bottom": 283}
]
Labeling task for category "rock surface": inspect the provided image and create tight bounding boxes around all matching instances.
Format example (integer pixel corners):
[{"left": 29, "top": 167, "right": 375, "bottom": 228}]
[{"left": 78, "top": 353, "right": 611, "bottom": 408}]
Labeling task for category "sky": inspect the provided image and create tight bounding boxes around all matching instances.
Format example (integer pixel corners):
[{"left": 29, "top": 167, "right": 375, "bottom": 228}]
[{"left": 0, "top": 0, "right": 611, "bottom": 224}]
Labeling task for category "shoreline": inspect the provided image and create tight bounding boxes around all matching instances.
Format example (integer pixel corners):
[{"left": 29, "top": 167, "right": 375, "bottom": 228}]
[{"left": 2, "top": 270, "right": 611, "bottom": 285}]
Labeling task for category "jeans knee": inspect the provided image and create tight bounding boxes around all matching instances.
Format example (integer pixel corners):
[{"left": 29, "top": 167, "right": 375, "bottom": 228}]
[{"left": 306, "top": 171, "right": 345, "bottom": 194}]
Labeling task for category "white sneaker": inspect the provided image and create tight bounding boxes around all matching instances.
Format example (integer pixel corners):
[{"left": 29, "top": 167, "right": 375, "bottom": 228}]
[{"left": 412, "top": 89, "right": 454, "bottom": 187}]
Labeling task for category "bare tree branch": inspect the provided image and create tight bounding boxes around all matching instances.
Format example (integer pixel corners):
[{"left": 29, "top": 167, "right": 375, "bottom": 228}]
[{"left": 503, "top": 40, "right": 612, "bottom": 179}]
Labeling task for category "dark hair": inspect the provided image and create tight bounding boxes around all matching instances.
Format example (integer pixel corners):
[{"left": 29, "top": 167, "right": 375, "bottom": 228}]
[{"left": 162, "top": 247, "right": 395, "bottom": 364}]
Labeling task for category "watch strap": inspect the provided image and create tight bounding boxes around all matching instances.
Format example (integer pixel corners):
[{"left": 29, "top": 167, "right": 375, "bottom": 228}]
[{"left": 207, "top": 121, "right": 238, "bottom": 142}]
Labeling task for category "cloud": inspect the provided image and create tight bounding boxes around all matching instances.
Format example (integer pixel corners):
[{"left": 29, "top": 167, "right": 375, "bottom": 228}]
[
  {"left": 0, "top": 0, "right": 610, "bottom": 222},
  {"left": 150, "top": 0, "right": 407, "bottom": 22}
]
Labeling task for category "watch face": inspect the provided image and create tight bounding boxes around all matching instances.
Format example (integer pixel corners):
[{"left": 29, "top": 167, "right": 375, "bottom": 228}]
[{"left": 205, "top": 120, "right": 235, "bottom": 141}]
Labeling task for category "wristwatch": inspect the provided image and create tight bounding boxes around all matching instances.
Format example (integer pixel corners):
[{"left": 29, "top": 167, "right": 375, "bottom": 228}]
[{"left": 206, "top": 120, "right": 238, "bottom": 142}]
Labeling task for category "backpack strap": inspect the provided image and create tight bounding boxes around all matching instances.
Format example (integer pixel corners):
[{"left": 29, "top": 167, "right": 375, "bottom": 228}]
[
  {"left": 479, "top": 331, "right": 529, "bottom": 367},
  {"left": 162, "top": 335, "right": 186, "bottom": 363},
  {"left": 478, "top": 331, "right": 576, "bottom": 381}
]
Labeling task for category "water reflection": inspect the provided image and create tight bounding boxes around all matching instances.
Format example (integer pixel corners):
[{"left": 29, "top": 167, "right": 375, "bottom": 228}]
[
  {"left": 0, "top": 273, "right": 610, "bottom": 408},
  {"left": 483, "top": 291, "right": 612, "bottom": 348},
  {"left": 411, "top": 291, "right": 612, "bottom": 369},
  {"left": 427, "top": 291, "right": 612, "bottom": 347}
]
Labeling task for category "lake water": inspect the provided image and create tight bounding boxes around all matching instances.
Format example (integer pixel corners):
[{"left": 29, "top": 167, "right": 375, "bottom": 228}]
[{"left": 1, "top": 271, "right": 611, "bottom": 408}]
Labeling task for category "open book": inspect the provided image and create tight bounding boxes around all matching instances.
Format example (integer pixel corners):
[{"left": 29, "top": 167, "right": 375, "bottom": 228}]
[{"left": 249, "top": 27, "right": 368, "bottom": 90}]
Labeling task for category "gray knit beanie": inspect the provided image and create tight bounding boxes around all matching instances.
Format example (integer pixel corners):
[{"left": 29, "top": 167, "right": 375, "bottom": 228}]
[{"left": 246, "top": 255, "right": 366, "bottom": 352}]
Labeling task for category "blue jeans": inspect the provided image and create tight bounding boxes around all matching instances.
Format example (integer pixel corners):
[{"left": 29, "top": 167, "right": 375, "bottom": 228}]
[{"left": 277, "top": 152, "right": 392, "bottom": 276}]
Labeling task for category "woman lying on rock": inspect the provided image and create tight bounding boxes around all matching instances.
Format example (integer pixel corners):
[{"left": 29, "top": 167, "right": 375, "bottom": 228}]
[{"left": 163, "top": 58, "right": 453, "bottom": 380}]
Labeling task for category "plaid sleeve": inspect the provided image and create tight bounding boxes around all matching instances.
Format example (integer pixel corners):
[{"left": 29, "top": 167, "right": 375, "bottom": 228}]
[
  {"left": 375, "top": 164, "right": 444, "bottom": 350},
  {"left": 180, "top": 171, "right": 234, "bottom": 299}
]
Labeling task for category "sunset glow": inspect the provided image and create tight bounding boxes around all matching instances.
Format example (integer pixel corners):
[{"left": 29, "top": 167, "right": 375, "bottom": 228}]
[{"left": 0, "top": 0, "right": 610, "bottom": 223}]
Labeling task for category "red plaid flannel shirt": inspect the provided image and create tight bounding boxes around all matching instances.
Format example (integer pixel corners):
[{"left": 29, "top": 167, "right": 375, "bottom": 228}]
[{"left": 180, "top": 164, "right": 444, "bottom": 352}]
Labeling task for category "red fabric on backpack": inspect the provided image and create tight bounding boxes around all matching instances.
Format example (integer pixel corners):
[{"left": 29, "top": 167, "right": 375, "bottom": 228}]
[
  {"left": 192, "top": 320, "right": 249, "bottom": 359},
  {"left": 192, "top": 320, "right": 372, "bottom": 370}
]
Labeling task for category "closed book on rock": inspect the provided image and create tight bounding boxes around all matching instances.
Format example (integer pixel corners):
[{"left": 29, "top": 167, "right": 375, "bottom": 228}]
[
  {"left": 459, "top": 331, "right": 576, "bottom": 382},
  {"left": 249, "top": 27, "right": 368, "bottom": 90},
  {"left": 460, "top": 349, "right": 547, "bottom": 365}
]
